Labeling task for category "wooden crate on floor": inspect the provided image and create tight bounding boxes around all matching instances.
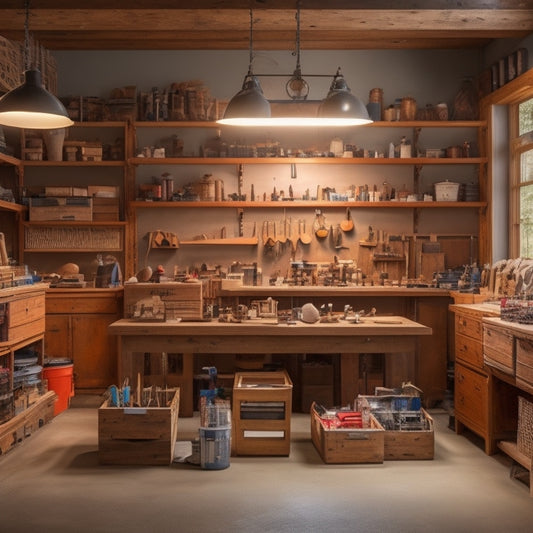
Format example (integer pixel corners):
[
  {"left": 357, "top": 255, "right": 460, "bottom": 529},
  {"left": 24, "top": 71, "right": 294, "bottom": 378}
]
[
  {"left": 310, "top": 402, "right": 384, "bottom": 464},
  {"left": 356, "top": 395, "right": 434, "bottom": 460},
  {"left": 98, "top": 389, "right": 179, "bottom": 465}
]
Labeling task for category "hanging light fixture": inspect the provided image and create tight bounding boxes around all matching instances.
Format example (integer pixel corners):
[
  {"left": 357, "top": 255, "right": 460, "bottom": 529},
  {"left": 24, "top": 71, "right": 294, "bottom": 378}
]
[
  {"left": 217, "top": 3, "right": 371, "bottom": 127},
  {"left": 0, "top": 0, "right": 73, "bottom": 129},
  {"left": 217, "top": 9, "right": 271, "bottom": 126}
]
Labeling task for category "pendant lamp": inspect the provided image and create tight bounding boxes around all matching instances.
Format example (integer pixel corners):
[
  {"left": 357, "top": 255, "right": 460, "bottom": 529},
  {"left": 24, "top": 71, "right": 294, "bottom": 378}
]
[
  {"left": 318, "top": 68, "right": 372, "bottom": 125},
  {"left": 0, "top": 1, "right": 73, "bottom": 129},
  {"left": 218, "top": 4, "right": 371, "bottom": 127},
  {"left": 217, "top": 9, "right": 271, "bottom": 126}
]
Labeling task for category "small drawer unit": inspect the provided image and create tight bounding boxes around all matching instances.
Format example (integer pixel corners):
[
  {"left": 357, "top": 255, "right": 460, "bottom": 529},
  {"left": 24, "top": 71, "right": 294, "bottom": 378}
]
[{"left": 232, "top": 370, "right": 292, "bottom": 456}]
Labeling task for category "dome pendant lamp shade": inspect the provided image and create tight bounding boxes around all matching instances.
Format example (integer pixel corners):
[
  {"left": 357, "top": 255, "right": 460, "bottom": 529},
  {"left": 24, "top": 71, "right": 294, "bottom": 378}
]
[
  {"left": 217, "top": 70, "right": 271, "bottom": 125},
  {"left": 318, "top": 68, "right": 372, "bottom": 126},
  {"left": 0, "top": 69, "right": 73, "bottom": 129}
]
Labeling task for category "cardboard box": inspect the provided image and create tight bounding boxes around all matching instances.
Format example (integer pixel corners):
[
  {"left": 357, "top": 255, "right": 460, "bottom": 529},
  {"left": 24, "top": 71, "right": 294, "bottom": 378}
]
[
  {"left": 124, "top": 282, "right": 203, "bottom": 321},
  {"left": 310, "top": 403, "right": 384, "bottom": 464},
  {"left": 98, "top": 389, "right": 179, "bottom": 465}
]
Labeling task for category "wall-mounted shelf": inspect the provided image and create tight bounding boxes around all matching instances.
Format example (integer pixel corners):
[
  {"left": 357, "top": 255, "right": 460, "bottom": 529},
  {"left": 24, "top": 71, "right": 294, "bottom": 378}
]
[
  {"left": 131, "top": 200, "right": 486, "bottom": 209},
  {"left": 130, "top": 156, "right": 484, "bottom": 166}
]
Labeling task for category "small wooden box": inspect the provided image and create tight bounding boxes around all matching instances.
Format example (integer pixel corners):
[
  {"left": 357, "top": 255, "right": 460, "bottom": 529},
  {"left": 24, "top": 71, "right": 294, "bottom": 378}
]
[
  {"left": 124, "top": 282, "right": 203, "bottom": 321},
  {"left": 310, "top": 403, "right": 384, "bottom": 464},
  {"left": 92, "top": 197, "right": 120, "bottom": 221},
  {"left": 98, "top": 389, "right": 179, "bottom": 465},
  {"left": 232, "top": 370, "right": 292, "bottom": 456},
  {"left": 29, "top": 197, "right": 93, "bottom": 222},
  {"left": 483, "top": 322, "right": 515, "bottom": 375}
]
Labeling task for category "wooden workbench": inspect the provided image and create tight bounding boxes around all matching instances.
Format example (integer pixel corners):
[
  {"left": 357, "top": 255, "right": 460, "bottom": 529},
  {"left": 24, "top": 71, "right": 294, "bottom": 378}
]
[{"left": 109, "top": 316, "right": 432, "bottom": 416}]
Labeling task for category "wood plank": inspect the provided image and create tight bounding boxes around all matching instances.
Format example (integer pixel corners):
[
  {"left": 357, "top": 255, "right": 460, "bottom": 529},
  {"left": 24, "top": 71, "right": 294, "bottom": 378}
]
[{"left": 0, "top": 6, "right": 530, "bottom": 50}]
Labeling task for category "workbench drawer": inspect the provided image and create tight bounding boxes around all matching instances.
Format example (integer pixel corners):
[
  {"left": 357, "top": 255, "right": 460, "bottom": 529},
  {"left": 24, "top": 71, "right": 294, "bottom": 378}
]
[
  {"left": 5, "top": 294, "right": 45, "bottom": 343},
  {"left": 483, "top": 323, "right": 515, "bottom": 375},
  {"left": 455, "top": 332, "right": 483, "bottom": 369},
  {"left": 455, "top": 313, "right": 482, "bottom": 341}
]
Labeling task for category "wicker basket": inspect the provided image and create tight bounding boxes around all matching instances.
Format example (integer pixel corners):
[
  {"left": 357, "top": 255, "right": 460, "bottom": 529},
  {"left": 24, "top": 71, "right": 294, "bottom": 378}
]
[{"left": 517, "top": 396, "right": 533, "bottom": 458}]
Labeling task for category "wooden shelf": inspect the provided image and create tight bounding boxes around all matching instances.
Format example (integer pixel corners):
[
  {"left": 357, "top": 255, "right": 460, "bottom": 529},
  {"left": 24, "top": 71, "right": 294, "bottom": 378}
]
[
  {"left": 23, "top": 221, "right": 127, "bottom": 227},
  {"left": 132, "top": 120, "right": 486, "bottom": 129},
  {"left": 22, "top": 160, "right": 124, "bottom": 167},
  {"left": 0, "top": 153, "right": 21, "bottom": 166},
  {"left": 497, "top": 440, "right": 532, "bottom": 471},
  {"left": 180, "top": 236, "right": 258, "bottom": 246},
  {"left": 0, "top": 199, "right": 26, "bottom": 213},
  {"left": 131, "top": 200, "right": 486, "bottom": 209},
  {"left": 130, "top": 156, "right": 485, "bottom": 166}
]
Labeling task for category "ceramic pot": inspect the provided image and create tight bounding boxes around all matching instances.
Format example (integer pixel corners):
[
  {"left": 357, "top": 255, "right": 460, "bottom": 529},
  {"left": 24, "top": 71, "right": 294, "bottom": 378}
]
[{"left": 42, "top": 128, "right": 65, "bottom": 161}]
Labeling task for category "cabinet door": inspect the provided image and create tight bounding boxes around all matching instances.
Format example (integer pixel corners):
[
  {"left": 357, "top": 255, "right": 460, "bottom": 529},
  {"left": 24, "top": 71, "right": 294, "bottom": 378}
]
[
  {"left": 455, "top": 362, "right": 488, "bottom": 437},
  {"left": 71, "top": 314, "right": 119, "bottom": 389},
  {"left": 45, "top": 315, "right": 71, "bottom": 359}
]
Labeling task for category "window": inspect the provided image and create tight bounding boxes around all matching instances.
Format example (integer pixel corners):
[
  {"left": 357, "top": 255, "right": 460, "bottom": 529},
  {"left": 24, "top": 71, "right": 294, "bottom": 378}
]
[{"left": 510, "top": 97, "right": 533, "bottom": 257}]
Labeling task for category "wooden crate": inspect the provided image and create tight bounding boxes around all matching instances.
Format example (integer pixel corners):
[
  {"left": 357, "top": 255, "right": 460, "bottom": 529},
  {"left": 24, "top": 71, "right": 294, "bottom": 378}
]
[
  {"left": 124, "top": 282, "right": 203, "bottom": 321},
  {"left": 98, "top": 389, "right": 179, "bottom": 465},
  {"left": 356, "top": 395, "right": 434, "bottom": 460},
  {"left": 232, "top": 370, "right": 292, "bottom": 456},
  {"left": 373, "top": 409, "right": 434, "bottom": 460},
  {"left": 310, "top": 403, "right": 384, "bottom": 464}
]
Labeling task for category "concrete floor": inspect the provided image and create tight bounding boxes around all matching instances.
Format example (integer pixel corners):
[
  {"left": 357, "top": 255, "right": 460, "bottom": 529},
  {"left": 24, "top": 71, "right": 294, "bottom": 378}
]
[{"left": 1, "top": 398, "right": 533, "bottom": 533}]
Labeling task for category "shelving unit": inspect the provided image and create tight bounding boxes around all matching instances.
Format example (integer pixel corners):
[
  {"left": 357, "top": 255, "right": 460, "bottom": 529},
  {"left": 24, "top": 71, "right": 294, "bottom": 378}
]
[
  {"left": 129, "top": 119, "right": 487, "bottom": 276},
  {"left": 16, "top": 122, "right": 132, "bottom": 277}
]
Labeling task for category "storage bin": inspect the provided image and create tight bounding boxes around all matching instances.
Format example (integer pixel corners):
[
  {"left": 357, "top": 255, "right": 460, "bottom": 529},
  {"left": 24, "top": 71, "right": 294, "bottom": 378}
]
[
  {"left": 310, "top": 402, "right": 384, "bottom": 464},
  {"left": 98, "top": 388, "right": 179, "bottom": 465},
  {"left": 200, "top": 426, "right": 231, "bottom": 470},
  {"left": 435, "top": 181, "right": 460, "bottom": 201}
]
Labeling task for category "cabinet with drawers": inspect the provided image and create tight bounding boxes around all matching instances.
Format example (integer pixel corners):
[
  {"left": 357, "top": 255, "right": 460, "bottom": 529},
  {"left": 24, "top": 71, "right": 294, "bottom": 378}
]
[{"left": 450, "top": 303, "right": 517, "bottom": 454}]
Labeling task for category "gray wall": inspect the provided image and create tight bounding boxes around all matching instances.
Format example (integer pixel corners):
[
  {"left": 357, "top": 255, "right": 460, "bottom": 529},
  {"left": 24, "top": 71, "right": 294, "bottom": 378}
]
[{"left": 47, "top": 48, "right": 491, "bottom": 279}]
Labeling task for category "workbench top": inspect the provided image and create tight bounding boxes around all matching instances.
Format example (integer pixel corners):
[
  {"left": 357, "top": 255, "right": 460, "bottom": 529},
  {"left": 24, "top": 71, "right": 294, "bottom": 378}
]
[{"left": 108, "top": 316, "right": 432, "bottom": 337}]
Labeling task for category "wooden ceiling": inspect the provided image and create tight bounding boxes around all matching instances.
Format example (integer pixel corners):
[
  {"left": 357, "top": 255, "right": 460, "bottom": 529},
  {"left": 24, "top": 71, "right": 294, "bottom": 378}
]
[{"left": 0, "top": 1, "right": 532, "bottom": 51}]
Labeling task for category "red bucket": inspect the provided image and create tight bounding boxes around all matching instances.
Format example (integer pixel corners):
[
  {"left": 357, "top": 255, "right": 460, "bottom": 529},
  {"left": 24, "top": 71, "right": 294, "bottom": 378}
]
[{"left": 42, "top": 364, "right": 74, "bottom": 416}]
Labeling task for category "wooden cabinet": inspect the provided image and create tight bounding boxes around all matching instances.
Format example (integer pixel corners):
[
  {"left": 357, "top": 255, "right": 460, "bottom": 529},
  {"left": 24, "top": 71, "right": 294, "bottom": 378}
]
[
  {"left": 450, "top": 303, "right": 518, "bottom": 455},
  {"left": 45, "top": 288, "right": 123, "bottom": 391},
  {"left": 0, "top": 284, "right": 56, "bottom": 454}
]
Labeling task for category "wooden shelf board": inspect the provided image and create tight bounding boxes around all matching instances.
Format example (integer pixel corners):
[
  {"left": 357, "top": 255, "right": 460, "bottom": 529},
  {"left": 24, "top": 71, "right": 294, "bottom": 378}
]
[
  {"left": 130, "top": 156, "right": 485, "bottom": 166},
  {"left": 180, "top": 237, "right": 258, "bottom": 246},
  {"left": 132, "top": 120, "right": 486, "bottom": 129},
  {"left": 23, "top": 160, "right": 124, "bottom": 167},
  {"left": 131, "top": 200, "right": 486, "bottom": 209},
  {"left": 0, "top": 199, "right": 26, "bottom": 213},
  {"left": 497, "top": 440, "right": 532, "bottom": 471}
]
